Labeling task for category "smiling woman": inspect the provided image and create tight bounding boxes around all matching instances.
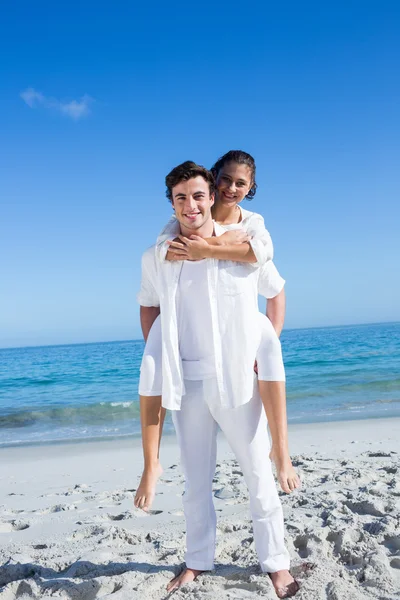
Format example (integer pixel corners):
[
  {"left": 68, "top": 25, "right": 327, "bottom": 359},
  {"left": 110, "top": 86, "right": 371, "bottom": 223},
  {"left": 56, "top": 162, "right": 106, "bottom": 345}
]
[{"left": 212, "top": 149, "right": 258, "bottom": 204}]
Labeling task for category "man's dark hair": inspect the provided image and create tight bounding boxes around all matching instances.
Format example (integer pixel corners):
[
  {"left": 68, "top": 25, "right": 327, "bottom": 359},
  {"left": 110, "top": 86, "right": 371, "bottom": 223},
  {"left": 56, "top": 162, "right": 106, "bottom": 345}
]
[
  {"left": 165, "top": 161, "right": 216, "bottom": 203},
  {"left": 211, "top": 150, "right": 257, "bottom": 199}
]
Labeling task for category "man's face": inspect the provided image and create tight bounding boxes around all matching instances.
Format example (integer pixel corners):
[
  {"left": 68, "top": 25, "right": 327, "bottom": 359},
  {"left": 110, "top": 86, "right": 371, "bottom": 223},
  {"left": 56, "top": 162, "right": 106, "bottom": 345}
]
[{"left": 171, "top": 176, "right": 214, "bottom": 231}]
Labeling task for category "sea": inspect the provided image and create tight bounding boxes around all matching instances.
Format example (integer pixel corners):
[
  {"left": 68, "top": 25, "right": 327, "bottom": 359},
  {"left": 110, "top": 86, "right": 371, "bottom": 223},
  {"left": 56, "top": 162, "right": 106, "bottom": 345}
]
[{"left": 0, "top": 322, "right": 399, "bottom": 448}]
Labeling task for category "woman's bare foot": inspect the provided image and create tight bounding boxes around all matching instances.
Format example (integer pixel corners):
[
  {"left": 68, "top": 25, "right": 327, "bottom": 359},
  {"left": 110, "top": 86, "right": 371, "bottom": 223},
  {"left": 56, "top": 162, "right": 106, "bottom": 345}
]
[
  {"left": 269, "top": 447, "right": 300, "bottom": 494},
  {"left": 269, "top": 570, "right": 300, "bottom": 598},
  {"left": 134, "top": 462, "right": 163, "bottom": 511},
  {"left": 166, "top": 567, "right": 203, "bottom": 592}
]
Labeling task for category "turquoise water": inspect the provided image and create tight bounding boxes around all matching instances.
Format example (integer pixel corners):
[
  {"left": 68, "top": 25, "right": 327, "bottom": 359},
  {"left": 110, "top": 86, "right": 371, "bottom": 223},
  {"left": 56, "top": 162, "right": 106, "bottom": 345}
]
[{"left": 0, "top": 322, "right": 399, "bottom": 447}]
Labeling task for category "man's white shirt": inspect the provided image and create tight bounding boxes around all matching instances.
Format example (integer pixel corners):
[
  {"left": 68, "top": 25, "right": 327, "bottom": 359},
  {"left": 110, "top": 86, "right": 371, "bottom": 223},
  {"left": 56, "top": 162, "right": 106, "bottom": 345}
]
[
  {"left": 137, "top": 222, "right": 285, "bottom": 410},
  {"left": 176, "top": 260, "right": 216, "bottom": 381}
]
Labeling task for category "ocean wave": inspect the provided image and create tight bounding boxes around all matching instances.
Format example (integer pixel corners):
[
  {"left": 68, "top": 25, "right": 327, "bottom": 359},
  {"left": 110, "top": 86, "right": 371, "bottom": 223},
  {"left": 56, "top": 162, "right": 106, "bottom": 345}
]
[
  {"left": 286, "top": 378, "right": 400, "bottom": 401},
  {"left": 0, "top": 400, "right": 141, "bottom": 430},
  {"left": 0, "top": 376, "right": 57, "bottom": 389}
]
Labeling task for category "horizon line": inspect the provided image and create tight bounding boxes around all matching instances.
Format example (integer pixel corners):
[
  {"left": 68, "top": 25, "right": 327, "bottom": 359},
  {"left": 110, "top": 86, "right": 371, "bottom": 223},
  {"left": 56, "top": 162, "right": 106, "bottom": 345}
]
[{"left": 1, "top": 319, "right": 399, "bottom": 352}]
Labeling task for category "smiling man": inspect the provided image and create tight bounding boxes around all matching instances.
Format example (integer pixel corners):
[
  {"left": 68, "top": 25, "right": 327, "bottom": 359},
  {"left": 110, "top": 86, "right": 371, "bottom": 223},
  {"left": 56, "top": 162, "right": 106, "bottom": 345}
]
[{"left": 137, "top": 162, "right": 299, "bottom": 598}]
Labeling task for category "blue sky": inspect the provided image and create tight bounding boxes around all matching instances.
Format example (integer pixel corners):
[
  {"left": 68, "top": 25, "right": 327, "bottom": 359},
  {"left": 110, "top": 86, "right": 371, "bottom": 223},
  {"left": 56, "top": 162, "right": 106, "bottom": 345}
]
[{"left": 1, "top": 1, "right": 399, "bottom": 348}]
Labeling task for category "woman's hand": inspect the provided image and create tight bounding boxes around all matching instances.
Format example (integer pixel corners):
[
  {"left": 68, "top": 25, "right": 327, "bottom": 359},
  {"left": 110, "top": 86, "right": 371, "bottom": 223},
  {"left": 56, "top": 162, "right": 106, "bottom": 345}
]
[{"left": 166, "top": 235, "right": 211, "bottom": 261}]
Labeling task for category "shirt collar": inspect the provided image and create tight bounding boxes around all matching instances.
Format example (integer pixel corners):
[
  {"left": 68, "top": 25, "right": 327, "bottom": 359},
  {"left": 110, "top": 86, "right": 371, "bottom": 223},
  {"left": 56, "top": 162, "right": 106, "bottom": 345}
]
[{"left": 213, "top": 221, "right": 226, "bottom": 237}]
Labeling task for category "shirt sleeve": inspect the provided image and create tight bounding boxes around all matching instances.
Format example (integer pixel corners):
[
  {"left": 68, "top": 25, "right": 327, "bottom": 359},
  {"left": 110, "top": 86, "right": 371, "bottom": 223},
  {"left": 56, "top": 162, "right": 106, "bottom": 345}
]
[
  {"left": 258, "top": 261, "right": 285, "bottom": 299},
  {"left": 136, "top": 247, "right": 160, "bottom": 307},
  {"left": 243, "top": 213, "right": 274, "bottom": 267},
  {"left": 155, "top": 215, "right": 180, "bottom": 262}
]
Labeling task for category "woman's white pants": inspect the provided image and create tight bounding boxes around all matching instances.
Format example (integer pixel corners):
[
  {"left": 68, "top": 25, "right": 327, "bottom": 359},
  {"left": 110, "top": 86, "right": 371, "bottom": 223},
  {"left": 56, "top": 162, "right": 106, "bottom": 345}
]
[{"left": 172, "top": 377, "right": 290, "bottom": 573}]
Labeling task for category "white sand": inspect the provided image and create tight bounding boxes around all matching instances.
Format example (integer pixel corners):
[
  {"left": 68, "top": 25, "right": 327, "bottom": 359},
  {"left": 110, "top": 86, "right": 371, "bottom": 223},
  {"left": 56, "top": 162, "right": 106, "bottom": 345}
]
[{"left": 0, "top": 418, "right": 399, "bottom": 599}]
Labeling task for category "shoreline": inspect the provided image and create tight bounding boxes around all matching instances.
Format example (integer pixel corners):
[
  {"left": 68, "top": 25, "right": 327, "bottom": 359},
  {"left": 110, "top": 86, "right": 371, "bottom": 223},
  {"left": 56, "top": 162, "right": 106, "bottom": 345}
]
[
  {"left": 1, "top": 415, "right": 399, "bottom": 459},
  {"left": 2, "top": 407, "right": 399, "bottom": 450}
]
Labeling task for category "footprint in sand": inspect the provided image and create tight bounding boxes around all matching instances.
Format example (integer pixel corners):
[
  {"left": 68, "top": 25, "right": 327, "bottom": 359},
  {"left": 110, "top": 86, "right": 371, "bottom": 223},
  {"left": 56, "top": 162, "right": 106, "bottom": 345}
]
[
  {"left": 343, "top": 499, "right": 387, "bottom": 517},
  {"left": 41, "top": 503, "right": 79, "bottom": 514},
  {"left": 391, "top": 558, "right": 400, "bottom": 569},
  {"left": 366, "top": 451, "right": 394, "bottom": 458},
  {"left": 107, "top": 512, "right": 131, "bottom": 521},
  {"left": 381, "top": 535, "right": 400, "bottom": 553},
  {"left": 214, "top": 487, "right": 236, "bottom": 500},
  {"left": 132, "top": 509, "right": 163, "bottom": 518},
  {"left": 0, "top": 519, "right": 30, "bottom": 532}
]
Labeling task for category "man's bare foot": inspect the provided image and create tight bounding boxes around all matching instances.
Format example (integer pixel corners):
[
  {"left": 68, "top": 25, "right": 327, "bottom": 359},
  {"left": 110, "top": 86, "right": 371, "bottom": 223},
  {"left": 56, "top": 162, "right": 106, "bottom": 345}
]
[
  {"left": 166, "top": 567, "right": 203, "bottom": 592},
  {"left": 134, "top": 462, "right": 163, "bottom": 511},
  {"left": 269, "top": 448, "right": 300, "bottom": 494},
  {"left": 269, "top": 570, "right": 300, "bottom": 598}
]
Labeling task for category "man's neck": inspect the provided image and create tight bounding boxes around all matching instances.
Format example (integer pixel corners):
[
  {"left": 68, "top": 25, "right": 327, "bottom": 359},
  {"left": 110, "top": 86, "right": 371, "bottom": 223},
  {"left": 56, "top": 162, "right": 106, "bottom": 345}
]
[{"left": 179, "top": 217, "right": 214, "bottom": 239}]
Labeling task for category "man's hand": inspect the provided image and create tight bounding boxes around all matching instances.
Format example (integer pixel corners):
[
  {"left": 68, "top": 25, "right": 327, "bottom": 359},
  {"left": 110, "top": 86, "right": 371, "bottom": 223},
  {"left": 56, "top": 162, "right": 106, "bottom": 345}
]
[
  {"left": 218, "top": 230, "right": 250, "bottom": 245},
  {"left": 166, "top": 235, "right": 211, "bottom": 261}
]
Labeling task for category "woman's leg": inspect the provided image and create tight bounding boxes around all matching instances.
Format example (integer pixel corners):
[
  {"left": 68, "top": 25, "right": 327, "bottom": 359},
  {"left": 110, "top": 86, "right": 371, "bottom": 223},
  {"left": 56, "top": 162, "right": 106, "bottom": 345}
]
[
  {"left": 134, "top": 316, "right": 165, "bottom": 511},
  {"left": 256, "top": 313, "right": 300, "bottom": 494}
]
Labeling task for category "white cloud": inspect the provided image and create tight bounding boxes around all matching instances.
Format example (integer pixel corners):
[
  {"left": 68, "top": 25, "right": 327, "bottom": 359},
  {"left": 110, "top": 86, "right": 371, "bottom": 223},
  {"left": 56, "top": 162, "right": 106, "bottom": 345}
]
[
  {"left": 58, "top": 95, "right": 92, "bottom": 120},
  {"left": 20, "top": 88, "right": 45, "bottom": 108},
  {"left": 20, "top": 88, "right": 93, "bottom": 120}
]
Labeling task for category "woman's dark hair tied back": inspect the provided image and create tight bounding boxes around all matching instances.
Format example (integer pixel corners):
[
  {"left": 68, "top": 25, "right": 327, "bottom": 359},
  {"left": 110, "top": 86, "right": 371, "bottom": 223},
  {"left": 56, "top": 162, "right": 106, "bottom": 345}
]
[{"left": 211, "top": 150, "right": 257, "bottom": 199}]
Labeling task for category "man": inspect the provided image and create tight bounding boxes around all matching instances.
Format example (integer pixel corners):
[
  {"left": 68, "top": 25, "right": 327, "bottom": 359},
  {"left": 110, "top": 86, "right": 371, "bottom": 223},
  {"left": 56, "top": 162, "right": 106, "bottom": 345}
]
[{"left": 137, "top": 162, "right": 299, "bottom": 598}]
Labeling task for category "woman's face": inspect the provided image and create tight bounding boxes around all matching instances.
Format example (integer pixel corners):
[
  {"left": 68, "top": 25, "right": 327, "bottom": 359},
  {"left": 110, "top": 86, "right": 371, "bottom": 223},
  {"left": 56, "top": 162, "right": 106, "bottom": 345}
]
[{"left": 215, "top": 161, "right": 253, "bottom": 206}]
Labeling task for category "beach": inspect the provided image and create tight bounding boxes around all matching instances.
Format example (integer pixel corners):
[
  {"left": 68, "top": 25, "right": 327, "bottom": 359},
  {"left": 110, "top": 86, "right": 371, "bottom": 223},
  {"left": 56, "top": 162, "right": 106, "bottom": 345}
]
[{"left": 1, "top": 417, "right": 399, "bottom": 599}]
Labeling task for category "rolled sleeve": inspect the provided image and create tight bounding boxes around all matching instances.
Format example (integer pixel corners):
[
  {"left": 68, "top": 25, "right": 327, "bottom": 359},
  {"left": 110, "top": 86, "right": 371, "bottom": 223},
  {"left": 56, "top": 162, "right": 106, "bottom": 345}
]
[
  {"left": 258, "top": 261, "right": 285, "bottom": 299},
  {"left": 137, "top": 247, "right": 160, "bottom": 307},
  {"left": 244, "top": 213, "right": 274, "bottom": 267},
  {"left": 249, "top": 237, "right": 274, "bottom": 266}
]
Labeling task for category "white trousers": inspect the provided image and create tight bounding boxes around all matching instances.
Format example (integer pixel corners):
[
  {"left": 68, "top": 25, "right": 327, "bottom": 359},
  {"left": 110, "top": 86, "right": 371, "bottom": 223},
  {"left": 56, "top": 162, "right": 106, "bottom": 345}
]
[
  {"left": 172, "top": 378, "right": 290, "bottom": 573},
  {"left": 139, "top": 312, "right": 285, "bottom": 396}
]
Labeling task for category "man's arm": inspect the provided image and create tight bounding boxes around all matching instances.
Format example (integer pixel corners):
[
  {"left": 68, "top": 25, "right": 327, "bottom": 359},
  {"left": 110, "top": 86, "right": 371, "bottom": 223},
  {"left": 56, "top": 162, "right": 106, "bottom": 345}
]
[
  {"left": 136, "top": 247, "right": 161, "bottom": 334},
  {"left": 266, "top": 288, "right": 286, "bottom": 337},
  {"left": 140, "top": 306, "right": 161, "bottom": 341}
]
